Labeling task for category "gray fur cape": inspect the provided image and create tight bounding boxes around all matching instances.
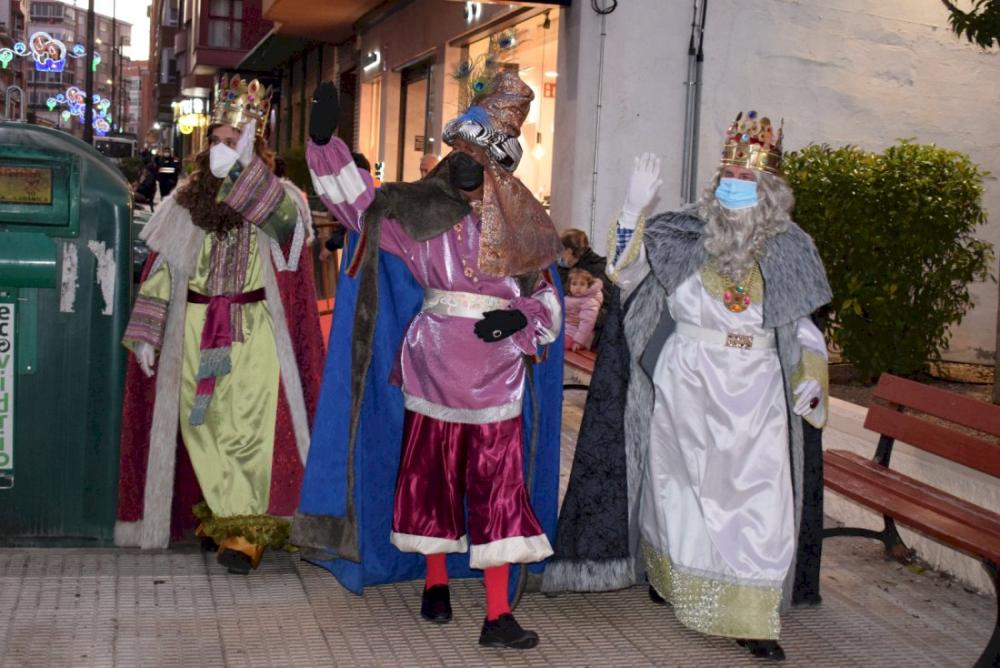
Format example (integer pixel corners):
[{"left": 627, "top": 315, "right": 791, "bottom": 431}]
[{"left": 543, "top": 209, "right": 831, "bottom": 608}]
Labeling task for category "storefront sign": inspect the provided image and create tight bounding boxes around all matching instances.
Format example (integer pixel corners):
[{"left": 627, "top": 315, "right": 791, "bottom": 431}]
[
  {"left": 0, "top": 300, "right": 14, "bottom": 489},
  {"left": 0, "top": 167, "right": 53, "bottom": 205},
  {"left": 363, "top": 50, "right": 381, "bottom": 73},
  {"left": 173, "top": 98, "right": 210, "bottom": 136}
]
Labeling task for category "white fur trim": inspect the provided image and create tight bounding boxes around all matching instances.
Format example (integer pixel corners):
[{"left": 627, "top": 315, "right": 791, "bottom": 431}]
[
  {"left": 390, "top": 532, "right": 468, "bottom": 555},
  {"left": 541, "top": 558, "right": 636, "bottom": 593},
  {"left": 140, "top": 248, "right": 188, "bottom": 549},
  {"left": 139, "top": 195, "right": 206, "bottom": 277},
  {"left": 113, "top": 521, "right": 143, "bottom": 547},
  {"left": 469, "top": 534, "right": 553, "bottom": 569},
  {"left": 403, "top": 393, "right": 521, "bottom": 425}
]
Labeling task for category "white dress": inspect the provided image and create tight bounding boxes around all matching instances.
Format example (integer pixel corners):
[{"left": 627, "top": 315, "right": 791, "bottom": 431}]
[
  {"left": 642, "top": 270, "right": 799, "bottom": 639},
  {"left": 609, "top": 223, "right": 828, "bottom": 641}
]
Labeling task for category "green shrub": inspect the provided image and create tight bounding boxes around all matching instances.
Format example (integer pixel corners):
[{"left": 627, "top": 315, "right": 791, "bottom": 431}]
[{"left": 784, "top": 141, "right": 994, "bottom": 381}]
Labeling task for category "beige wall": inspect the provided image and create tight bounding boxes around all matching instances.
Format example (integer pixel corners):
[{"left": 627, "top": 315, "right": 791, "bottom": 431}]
[{"left": 550, "top": 0, "right": 1000, "bottom": 364}]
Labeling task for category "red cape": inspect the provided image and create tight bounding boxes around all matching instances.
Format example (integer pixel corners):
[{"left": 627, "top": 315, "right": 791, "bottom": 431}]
[{"left": 116, "top": 240, "right": 326, "bottom": 541}]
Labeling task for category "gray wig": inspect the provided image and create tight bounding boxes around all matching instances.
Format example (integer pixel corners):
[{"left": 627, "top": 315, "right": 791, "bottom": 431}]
[{"left": 697, "top": 168, "right": 795, "bottom": 282}]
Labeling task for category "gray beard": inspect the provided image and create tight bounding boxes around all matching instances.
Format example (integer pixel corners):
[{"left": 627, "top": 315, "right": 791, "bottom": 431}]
[{"left": 703, "top": 207, "right": 762, "bottom": 281}]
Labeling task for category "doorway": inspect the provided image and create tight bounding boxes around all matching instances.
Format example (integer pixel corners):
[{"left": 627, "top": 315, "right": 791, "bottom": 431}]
[{"left": 397, "top": 60, "right": 432, "bottom": 182}]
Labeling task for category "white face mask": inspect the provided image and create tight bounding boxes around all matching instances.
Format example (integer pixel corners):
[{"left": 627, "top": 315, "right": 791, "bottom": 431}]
[{"left": 209, "top": 143, "right": 239, "bottom": 178}]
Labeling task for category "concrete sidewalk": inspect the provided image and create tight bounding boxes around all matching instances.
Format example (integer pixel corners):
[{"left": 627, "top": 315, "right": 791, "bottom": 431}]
[
  {"left": 0, "top": 538, "right": 992, "bottom": 667},
  {"left": 0, "top": 393, "right": 993, "bottom": 667}
]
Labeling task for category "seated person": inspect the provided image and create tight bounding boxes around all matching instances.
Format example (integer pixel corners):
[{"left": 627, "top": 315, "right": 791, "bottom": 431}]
[
  {"left": 558, "top": 229, "right": 612, "bottom": 345},
  {"left": 564, "top": 267, "right": 603, "bottom": 352}
]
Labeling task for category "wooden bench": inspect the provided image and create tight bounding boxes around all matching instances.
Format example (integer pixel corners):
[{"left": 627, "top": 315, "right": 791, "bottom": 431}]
[
  {"left": 822, "top": 373, "right": 1000, "bottom": 668},
  {"left": 563, "top": 349, "right": 597, "bottom": 392}
]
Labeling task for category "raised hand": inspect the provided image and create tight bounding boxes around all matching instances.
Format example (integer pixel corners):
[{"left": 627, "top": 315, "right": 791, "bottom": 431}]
[
  {"left": 236, "top": 119, "right": 256, "bottom": 168},
  {"left": 623, "top": 152, "right": 663, "bottom": 217}
]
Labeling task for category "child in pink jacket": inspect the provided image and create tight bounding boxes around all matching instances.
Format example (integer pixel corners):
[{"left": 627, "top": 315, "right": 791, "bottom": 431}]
[{"left": 564, "top": 268, "right": 603, "bottom": 352}]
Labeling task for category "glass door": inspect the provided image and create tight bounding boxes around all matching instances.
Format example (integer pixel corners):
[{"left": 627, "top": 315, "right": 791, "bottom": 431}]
[{"left": 398, "top": 60, "right": 431, "bottom": 182}]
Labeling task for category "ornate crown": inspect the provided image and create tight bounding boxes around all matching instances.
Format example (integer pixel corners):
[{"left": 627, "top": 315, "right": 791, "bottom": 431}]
[
  {"left": 210, "top": 75, "right": 271, "bottom": 138},
  {"left": 721, "top": 110, "right": 783, "bottom": 174}
]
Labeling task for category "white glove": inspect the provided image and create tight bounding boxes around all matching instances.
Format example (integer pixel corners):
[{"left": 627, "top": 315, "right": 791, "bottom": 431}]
[
  {"left": 236, "top": 120, "right": 256, "bottom": 168},
  {"left": 793, "top": 379, "right": 822, "bottom": 416},
  {"left": 620, "top": 153, "right": 662, "bottom": 228},
  {"left": 209, "top": 143, "right": 239, "bottom": 178},
  {"left": 135, "top": 342, "right": 157, "bottom": 378}
]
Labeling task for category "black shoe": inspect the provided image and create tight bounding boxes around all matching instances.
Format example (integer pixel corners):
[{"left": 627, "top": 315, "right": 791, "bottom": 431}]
[
  {"left": 479, "top": 613, "right": 539, "bottom": 650},
  {"left": 420, "top": 585, "right": 452, "bottom": 624},
  {"left": 737, "top": 639, "right": 786, "bottom": 661},
  {"left": 217, "top": 548, "right": 252, "bottom": 575},
  {"left": 648, "top": 585, "right": 667, "bottom": 605}
]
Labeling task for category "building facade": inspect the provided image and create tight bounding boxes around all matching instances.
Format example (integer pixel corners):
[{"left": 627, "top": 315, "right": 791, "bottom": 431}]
[
  {"left": 123, "top": 59, "right": 148, "bottom": 136},
  {"left": 237, "top": 0, "right": 996, "bottom": 364},
  {"left": 146, "top": 0, "right": 179, "bottom": 150},
  {"left": 242, "top": 0, "right": 564, "bottom": 210},
  {"left": 0, "top": 0, "right": 29, "bottom": 116},
  {"left": 24, "top": 0, "right": 130, "bottom": 139},
  {"left": 172, "top": 0, "right": 272, "bottom": 160},
  {"left": 549, "top": 0, "right": 999, "bottom": 365}
]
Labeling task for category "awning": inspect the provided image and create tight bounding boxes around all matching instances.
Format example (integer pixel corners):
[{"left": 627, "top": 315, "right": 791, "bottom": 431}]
[{"left": 239, "top": 29, "right": 314, "bottom": 73}]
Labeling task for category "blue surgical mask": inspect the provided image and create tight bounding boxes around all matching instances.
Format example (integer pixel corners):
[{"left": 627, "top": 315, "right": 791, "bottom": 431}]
[{"left": 714, "top": 177, "right": 758, "bottom": 210}]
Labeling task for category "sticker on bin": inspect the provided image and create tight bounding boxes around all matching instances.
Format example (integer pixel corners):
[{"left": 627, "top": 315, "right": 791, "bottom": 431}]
[{"left": 0, "top": 300, "right": 13, "bottom": 489}]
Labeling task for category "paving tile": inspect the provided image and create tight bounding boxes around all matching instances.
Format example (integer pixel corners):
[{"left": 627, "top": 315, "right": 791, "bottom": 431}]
[{"left": 0, "top": 391, "right": 993, "bottom": 666}]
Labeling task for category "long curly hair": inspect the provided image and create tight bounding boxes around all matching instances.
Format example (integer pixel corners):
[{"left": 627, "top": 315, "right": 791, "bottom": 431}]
[
  {"left": 698, "top": 168, "right": 795, "bottom": 281},
  {"left": 174, "top": 129, "right": 276, "bottom": 237}
]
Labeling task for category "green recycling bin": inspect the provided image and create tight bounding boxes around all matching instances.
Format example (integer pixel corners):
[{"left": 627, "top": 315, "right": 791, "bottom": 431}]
[{"left": 0, "top": 122, "right": 130, "bottom": 545}]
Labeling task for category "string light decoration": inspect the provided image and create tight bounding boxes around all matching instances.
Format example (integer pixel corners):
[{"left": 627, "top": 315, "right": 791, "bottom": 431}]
[{"left": 0, "top": 32, "right": 101, "bottom": 73}]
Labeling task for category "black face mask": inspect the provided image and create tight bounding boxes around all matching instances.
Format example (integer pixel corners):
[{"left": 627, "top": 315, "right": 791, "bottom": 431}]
[{"left": 448, "top": 152, "right": 484, "bottom": 191}]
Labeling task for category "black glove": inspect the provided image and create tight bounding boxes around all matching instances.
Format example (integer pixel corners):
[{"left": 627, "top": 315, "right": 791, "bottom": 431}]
[
  {"left": 474, "top": 309, "right": 528, "bottom": 343},
  {"left": 325, "top": 225, "right": 346, "bottom": 251},
  {"left": 309, "top": 82, "right": 340, "bottom": 146}
]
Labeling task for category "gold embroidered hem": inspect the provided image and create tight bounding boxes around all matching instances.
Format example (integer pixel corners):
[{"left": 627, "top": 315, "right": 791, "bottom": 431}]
[
  {"left": 641, "top": 540, "right": 782, "bottom": 640},
  {"left": 700, "top": 261, "right": 764, "bottom": 306},
  {"left": 194, "top": 502, "right": 291, "bottom": 549}
]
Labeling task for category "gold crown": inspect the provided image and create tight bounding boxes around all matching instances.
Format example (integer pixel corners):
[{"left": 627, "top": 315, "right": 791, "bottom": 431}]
[
  {"left": 721, "top": 110, "right": 783, "bottom": 174},
  {"left": 210, "top": 75, "right": 271, "bottom": 138}
]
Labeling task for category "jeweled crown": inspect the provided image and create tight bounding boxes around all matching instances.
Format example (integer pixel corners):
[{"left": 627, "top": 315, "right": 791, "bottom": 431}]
[
  {"left": 721, "top": 110, "right": 783, "bottom": 174},
  {"left": 210, "top": 75, "right": 271, "bottom": 138}
]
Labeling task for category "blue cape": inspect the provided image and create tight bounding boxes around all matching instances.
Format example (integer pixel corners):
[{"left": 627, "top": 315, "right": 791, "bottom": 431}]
[{"left": 297, "top": 230, "right": 564, "bottom": 595}]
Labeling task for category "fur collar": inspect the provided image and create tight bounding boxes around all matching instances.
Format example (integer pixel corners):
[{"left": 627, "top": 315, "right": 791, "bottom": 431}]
[{"left": 643, "top": 210, "right": 831, "bottom": 327}]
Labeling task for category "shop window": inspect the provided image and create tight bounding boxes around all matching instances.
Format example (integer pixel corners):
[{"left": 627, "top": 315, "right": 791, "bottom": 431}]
[
  {"left": 463, "top": 9, "right": 560, "bottom": 207},
  {"left": 207, "top": 0, "right": 243, "bottom": 49}
]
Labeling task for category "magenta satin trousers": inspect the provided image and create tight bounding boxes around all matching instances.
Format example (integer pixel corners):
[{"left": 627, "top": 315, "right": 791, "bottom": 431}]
[{"left": 391, "top": 410, "right": 545, "bottom": 548}]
